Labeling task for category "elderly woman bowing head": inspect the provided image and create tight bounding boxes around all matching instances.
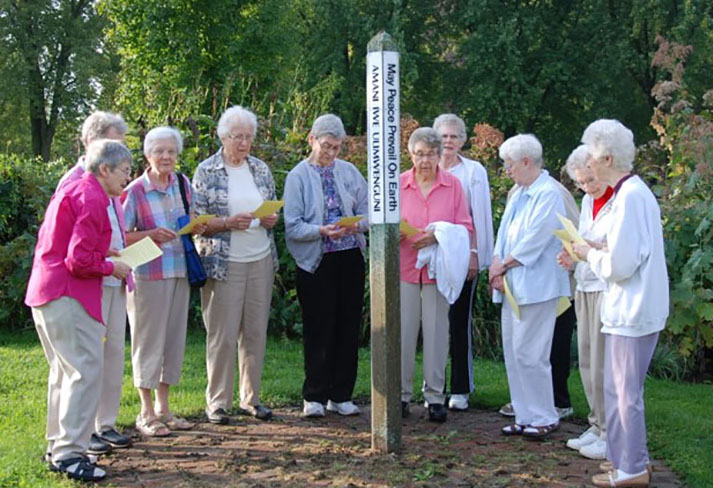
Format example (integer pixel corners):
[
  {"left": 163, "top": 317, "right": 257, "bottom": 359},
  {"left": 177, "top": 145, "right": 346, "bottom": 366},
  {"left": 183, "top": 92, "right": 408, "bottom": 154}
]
[
  {"left": 399, "top": 127, "right": 473, "bottom": 423},
  {"left": 192, "top": 106, "right": 279, "bottom": 424},
  {"left": 284, "top": 114, "right": 368, "bottom": 418},
  {"left": 573, "top": 120, "right": 668, "bottom": 488},
  {"left": 489, "top": 134, "right": 570, "bottom": 439},
  {"left": 122, "top": 127, "right": 205, "bottom": 437}
]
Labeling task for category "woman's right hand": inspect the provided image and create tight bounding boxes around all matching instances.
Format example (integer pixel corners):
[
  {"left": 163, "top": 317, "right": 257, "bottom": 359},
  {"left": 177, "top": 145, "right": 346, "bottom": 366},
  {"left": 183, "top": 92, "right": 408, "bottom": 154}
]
[
  {"left": 556, "top": 250, "right": 575, "bottom": 270},
  {"left": 151, "top": 227, "right": 178, "bottom": 243},
  {"left": 111, "top": 261, "right": 132, "bottom": 280}
]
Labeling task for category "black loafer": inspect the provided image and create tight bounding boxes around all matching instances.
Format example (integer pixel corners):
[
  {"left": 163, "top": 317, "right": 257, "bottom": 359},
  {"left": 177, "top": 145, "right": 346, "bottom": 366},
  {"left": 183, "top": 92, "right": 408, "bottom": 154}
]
[
  {"left": 240, "top": 404, "right": 273, "bottom": 421},
  {"left": 87, "top": 434, "right": 112, "bottom": 455},
  {"left": 97, "top": 428, "right": 131, "bottom": 448},
  {"left": 401, "top": 401, "right": 410, "bottom": 419},
  {"left": 206, "top": 407, "right": 230, "bottom": 425},
  {"left": 427, "top": 403, "right": 447, "bottom": 423}
]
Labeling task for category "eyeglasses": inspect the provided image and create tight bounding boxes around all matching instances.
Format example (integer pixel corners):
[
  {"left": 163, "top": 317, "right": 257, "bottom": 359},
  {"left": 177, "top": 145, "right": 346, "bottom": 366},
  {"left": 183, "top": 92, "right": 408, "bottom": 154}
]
[
  {"left": 317, "top": 139, "right": 342, "bottom": 152},
  {"left": 412, "top": 151, "right": 439, "bottom": 160},
  {"left": 115, "top": 166, "right": 132, "bottom": 177},
  {"left": 576, "top": 178, "right": 598, "bottom": 191},
  {"left": 226, "top": 133, "right": 253, "bottom": 143}
]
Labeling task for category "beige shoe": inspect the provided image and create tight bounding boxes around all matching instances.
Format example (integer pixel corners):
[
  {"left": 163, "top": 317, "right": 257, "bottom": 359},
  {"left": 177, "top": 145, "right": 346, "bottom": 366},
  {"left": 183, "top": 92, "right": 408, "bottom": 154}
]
[
  {"left": 135, "top": 415, "right": 170, "bottom": 437},
  {"left": 599, "top": 462, "right": 653, "bottom": 475},
  {"left": 158, "top": 412, "right": 194, "bottom": 430},
  {"left": 592, "top": 470, "right": 649, "bottom": 487}
]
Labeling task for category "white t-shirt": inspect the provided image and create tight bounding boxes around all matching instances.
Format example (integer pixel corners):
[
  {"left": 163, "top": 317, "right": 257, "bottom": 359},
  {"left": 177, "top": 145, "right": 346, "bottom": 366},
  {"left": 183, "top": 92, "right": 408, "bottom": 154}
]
[
  {"left": 104, "top": 201, "right": 124, "bottom": 287},
  {"left": 226, "top": 163, "right": 270, "bottom": 263}
]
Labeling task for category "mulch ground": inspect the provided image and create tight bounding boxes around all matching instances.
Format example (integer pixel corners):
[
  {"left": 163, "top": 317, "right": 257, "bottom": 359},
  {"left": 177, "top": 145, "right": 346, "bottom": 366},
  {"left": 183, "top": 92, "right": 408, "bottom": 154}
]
[{"left": 100, "top": 405, "right": 683, "bottom": 487}]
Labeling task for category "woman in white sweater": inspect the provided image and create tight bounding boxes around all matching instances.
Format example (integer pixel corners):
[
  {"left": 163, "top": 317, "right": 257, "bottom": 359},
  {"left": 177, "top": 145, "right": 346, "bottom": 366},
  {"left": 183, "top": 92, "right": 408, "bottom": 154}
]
[{"left": 573, "top": 120, "right": 668, "bottom": 488}]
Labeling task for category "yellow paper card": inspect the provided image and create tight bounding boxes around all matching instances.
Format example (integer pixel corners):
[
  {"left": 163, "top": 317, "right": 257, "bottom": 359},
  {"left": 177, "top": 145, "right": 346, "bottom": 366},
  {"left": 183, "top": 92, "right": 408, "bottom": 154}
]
[
  {"left": 503, "top": 275, "right": 520, "bottom": 320},
  {"left": 336, "top": 215, "right": 365, "bottom": 227},
  {"left": 113, "top": 237, "right": 163, "bottom": 268},
  {"left": 400, "top": 220, "right": 422, "bottom": 237},
  {"left": 557, "top": 214, "right": 586, "bottom": 245},
  {"left": 252, "top": 200, "right": 284, "bottom": 218},
  {"left": 178, "top": 214, "right": 216, "bottom": 235},
  {"left": 553, "top": 229, "right": 580, "bottom": 262},
  {"left": 557, "top": 297, "right": 572, "bottom": 317}
]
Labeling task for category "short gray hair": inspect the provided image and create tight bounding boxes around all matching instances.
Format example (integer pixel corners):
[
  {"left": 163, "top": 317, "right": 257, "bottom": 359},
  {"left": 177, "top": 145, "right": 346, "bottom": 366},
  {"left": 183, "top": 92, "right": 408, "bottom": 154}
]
[
  {"left": 85, "top": 139, "right": 132, "bottom": 175},
  {"left": 499, "top": 134, "right": 543, "bottom": 167},
  {"left": 217, "top": 105, "right": 258, "bottom": 138},
  {"left": 310, "top": 114, "right": 346, "bottom": 140},
  {"left": 433, "top": 114, "right": 467, "bottom": 141},
  {"left": 581, "top": 119, "right": 635, "bottom": 172},
  {"left": 565, "top": 144, "right": 591, "bottom": 180},
  {"left": 143, "top": 126, "right": 183, "bottom": 157},
  {"left": 81, "top": 111, "right": 127, "bottom": 148},
  {"left": 408, "top": 127, "right": 442, "bottom": 154}
]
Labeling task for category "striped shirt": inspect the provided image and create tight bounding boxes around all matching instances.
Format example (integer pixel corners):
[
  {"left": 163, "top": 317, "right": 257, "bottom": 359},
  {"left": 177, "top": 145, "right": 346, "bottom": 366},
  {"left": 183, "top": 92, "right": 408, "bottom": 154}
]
[{"left": 121, "top": 170, "right": 192, "bottom": 280}]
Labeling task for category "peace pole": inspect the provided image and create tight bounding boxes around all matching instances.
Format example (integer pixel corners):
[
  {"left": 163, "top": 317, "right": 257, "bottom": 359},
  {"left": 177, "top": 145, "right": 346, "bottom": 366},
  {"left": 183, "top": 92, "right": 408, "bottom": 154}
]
[{"left": 366, "top": 31, "right": 401, "bottom": 453}]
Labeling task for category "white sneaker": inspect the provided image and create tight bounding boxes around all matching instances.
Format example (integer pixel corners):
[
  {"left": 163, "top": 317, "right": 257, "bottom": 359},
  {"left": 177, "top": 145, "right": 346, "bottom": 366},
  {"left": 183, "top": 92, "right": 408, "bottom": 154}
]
[
  {"left": 579, "top": 437, "right": 607, "bottom": 459},
  {"left": 448, "top": 394, "right": 469, "bottom": 411},
  {"left": 326, "top": 400, "right": 360, "bottom": 416},
  {"left": 303, "top": 400, "right": 325, "bottom": 417},
  {"left": 556, "top": 406, "right": 574, "bottom": 419},
  {"left": 566, "top": 426, "right": 600, "bottom": 450}
]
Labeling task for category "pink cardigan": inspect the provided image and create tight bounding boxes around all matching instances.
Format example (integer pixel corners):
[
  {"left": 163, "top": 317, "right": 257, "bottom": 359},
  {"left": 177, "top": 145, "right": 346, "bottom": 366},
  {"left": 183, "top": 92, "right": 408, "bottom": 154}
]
[
  {"left": 400, "top": 167, "right": 473, "bottom": 284},
  {"left": 25, "top": 172, "right": 115, "bottom": 324}
]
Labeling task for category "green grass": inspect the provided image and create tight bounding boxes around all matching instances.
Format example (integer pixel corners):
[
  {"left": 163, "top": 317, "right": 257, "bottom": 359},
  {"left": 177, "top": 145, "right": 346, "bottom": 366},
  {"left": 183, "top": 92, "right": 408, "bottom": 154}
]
[{"left": 1, "top": 327, "right": 712, "bottom": 487}]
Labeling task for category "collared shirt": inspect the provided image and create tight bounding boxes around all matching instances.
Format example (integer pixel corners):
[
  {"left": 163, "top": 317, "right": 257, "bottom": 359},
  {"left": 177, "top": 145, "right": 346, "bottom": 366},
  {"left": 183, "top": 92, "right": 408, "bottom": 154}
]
[
  {"left": 25, "top": 172, "right": 114, "bottom": 324},
  {"left": 574, "top": 192, "right": 613, "bottom": 292},
  {"left": 400, "top": 167, "right": 473, "bottom": 284},
  {"left": 121, "top": 170, "right": 191, "bottom": 280},
  {"left": 492, "top": 170, "right": 571, "bottom": 305},
  {"left": 192, "top": 149, "right": 279, "bottom": 281}
]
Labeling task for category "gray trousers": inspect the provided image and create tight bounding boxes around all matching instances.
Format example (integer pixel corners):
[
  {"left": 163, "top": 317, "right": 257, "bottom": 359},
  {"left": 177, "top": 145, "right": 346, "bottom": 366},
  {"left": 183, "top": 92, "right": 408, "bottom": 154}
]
[
  {"left": 604, "top": 332, "right": 659, "bottom": 474},
  {"left": 575, "top": 290, "right": 606, "bottom": 437}
]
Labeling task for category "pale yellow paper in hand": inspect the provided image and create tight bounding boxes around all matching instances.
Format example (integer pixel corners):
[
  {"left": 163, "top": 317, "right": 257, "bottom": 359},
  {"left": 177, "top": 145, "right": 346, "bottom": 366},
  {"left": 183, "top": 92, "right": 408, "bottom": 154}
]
[
  {"left": 553, "top": 229, "right": 580, "bottom": 262},
  {"left": 400, "top": 220, "right": 422, "bottom": 237},
  {"left": 503, "top": 275, "right": 521, "bottom": 320},
  {"left": 178, "top": 214, "right": 216, "bottom": 235},
  {"left": 557, "top": 213, "right": 586, "bottom": 245},
  {"left": 557, "top": 297, "right": 572, "bottom": 317},
  {"left": 113, "top": 237, "right": 163, "bottom": 269},
  {"left": 252, "top": 200, "right": 284, "bottom": 218},
  {"left": 336, "top": 215, "right": 365, "bottom": 227}
]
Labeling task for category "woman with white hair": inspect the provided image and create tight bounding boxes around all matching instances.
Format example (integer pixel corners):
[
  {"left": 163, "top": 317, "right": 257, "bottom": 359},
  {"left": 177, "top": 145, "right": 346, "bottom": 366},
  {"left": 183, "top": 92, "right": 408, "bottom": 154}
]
[
  {"left": 122, "top": 126, "right": 206, "bottom": 437},
  {"left": 557, "top": 145, "right": 614, "bottom": 460},
  {"left": 433, "top": 114, "right": 494, "bottom": 411},
  {"left": 284, "top": 114, "right": 368, "bottom": 418},
  {"left": 192, "top": 106, "right": 279, "bottom": 424},
  {"left": 489, "top": 134, "right": 570, "bottom": 439},
  {"left": 573, "top": 119, "right": 668, "bottom": 488}
]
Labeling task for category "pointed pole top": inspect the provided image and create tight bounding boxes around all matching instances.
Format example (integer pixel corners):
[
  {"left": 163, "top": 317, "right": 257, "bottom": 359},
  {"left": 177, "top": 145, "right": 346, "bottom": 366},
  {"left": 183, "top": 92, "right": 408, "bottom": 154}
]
[{"left": 368, "top": 31, "right": 399, "bottom": 53}]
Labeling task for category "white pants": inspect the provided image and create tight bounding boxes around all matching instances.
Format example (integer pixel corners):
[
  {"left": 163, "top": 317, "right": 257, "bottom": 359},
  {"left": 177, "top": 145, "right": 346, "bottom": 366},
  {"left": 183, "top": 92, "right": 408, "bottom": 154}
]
[
  {"left": 400, "top": 281, "right": 450, "bottom": 405},
  {"left": 95, "top": 285, "right": 127, "bottom": 432},
  {"left": 575, "top": 290, "right": 606, "bottom": 437},
  {"left": 501, "top": 298, "right": 559, "bottom": 427},
  {"left": 33, "top": 297, "right": 104, "bottom": 462}
]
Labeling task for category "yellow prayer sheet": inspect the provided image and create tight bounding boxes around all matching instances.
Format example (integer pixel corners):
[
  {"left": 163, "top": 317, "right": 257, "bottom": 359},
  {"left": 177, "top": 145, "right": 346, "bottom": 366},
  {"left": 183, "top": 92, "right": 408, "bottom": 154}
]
[
  {"left": 503, "top": 275, "right": 521, "bottom": 320},
  {"left": 553, "top": 229, "right": 580, "bottom": 262},
  {"left": 557, "top": 213, "right": 586, "bottom": 245},
  {"left": 336, "top": 215, "right": 365, "bottom": 227},
  {"left": 557, "top": 297, "right": 572, "bottom": 317},
  {"left": 178, "top": 214, "right": 216, "bottom": 235},
  {"left": 252, "top": 200, "right": 284, "bottom": 218},
  {"left": 113, "top": 237, "right": 163, "bottom": 269},
  {"left": 400, "top": 220, "right": 422, "bottom": 237}
]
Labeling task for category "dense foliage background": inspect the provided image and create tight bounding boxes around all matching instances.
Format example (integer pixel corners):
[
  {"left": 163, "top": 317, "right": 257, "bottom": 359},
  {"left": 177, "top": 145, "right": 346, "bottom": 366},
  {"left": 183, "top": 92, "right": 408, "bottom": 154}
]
[{"left": 1, "top": 1, "right": 712, "bottom": 379}]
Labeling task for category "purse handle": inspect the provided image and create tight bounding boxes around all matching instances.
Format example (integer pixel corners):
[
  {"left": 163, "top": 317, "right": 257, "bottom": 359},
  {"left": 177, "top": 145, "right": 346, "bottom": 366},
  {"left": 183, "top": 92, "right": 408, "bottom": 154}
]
[{"left": 176, "top": 172, "right": 190, "bottom": 215}]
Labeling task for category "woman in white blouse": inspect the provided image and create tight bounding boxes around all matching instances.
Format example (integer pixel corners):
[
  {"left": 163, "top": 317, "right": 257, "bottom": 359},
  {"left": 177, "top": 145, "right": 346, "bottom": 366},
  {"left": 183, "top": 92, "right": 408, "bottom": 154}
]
[{"left": 573, "top": 119, "right": 668, "bottom": 488}]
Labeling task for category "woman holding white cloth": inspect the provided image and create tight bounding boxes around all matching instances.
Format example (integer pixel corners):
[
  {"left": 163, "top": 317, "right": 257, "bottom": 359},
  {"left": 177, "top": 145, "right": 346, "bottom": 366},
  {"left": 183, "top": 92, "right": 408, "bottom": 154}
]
[
  {"left": 489, "top": 134, "right": 570, "bottom": 439},
  {"left": 573, "top": 119, "right": 668, "bottom": 488}
]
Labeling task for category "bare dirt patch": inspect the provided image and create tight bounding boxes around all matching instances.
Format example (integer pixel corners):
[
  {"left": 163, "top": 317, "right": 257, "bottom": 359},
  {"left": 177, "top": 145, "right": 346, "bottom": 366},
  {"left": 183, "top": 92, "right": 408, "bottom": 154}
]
[{"left": 102, "top": 405, "right": 682, "bottom": 487}]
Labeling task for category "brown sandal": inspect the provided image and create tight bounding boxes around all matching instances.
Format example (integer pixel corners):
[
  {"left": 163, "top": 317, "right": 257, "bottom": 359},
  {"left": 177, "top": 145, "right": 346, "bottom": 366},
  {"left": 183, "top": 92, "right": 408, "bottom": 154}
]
[
  {"left": 522, "top": 422, "right": 559, "bottom": 439},
  {"left": 135, "top": 415, "right": 170, "bottom": 437},
  {"left": 501, "top": 423, "right": 526, "bottom": 435}
]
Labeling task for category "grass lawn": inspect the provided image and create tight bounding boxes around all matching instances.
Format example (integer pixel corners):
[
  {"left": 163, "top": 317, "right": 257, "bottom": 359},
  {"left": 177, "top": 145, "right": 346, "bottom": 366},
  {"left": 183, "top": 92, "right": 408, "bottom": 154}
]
[{"left": 1, "top": 327, "right": 712, "bottom": 487}]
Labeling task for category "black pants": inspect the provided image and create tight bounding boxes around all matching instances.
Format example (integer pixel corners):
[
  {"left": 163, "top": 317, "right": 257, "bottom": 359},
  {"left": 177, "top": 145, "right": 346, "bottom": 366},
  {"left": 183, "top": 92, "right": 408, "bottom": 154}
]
[
  {"left": 550, "top": 304, "right": 575, "bottom": 408},
  {"left": 448, "top": 277, "right": 477, "bottom": 395},
  {"left": 296, "top": 248, "right": 365, "bottom": 404}
]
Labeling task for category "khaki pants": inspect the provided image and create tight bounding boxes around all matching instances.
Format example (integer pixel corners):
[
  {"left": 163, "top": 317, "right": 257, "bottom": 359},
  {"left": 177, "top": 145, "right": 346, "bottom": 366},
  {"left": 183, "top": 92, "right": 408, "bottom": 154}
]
[
  {"left": 202, "top": 256, "right": 274, "bottom": 410},
  {"left": 400, "top": 281, "right": 450, "bottom": 405},
  {"left": 127, "top": 278, "right": 190, "bottom": 389},
  {"left": 33, "top": 297, "right": 104, "bottom": 462},
  {"left": 575, "top": 290, "right": 606, "bottom": 437},
  {"left": 96, "top": 285, "right": 127, "bottom": 432}
]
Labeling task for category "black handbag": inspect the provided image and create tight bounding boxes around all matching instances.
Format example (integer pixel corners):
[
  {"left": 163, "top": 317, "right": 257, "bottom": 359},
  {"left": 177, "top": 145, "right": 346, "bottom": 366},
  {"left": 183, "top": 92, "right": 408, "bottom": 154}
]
[{"left": 176, "top": 173, "right": 207, "bottom": 288}]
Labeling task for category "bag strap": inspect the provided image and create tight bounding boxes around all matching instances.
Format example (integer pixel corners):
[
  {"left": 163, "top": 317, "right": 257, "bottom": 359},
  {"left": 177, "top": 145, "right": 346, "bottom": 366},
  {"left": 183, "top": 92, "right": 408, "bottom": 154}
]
[{"left": 176, "top": 172, "right": 190, "bottom": 215}]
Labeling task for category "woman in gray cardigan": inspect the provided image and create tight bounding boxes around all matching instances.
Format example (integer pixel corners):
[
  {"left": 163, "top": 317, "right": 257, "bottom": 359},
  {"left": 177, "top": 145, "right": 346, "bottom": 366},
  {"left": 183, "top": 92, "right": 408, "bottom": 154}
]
[{"left": 283, "top": 114, "right": 368, "bottom": 418}]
